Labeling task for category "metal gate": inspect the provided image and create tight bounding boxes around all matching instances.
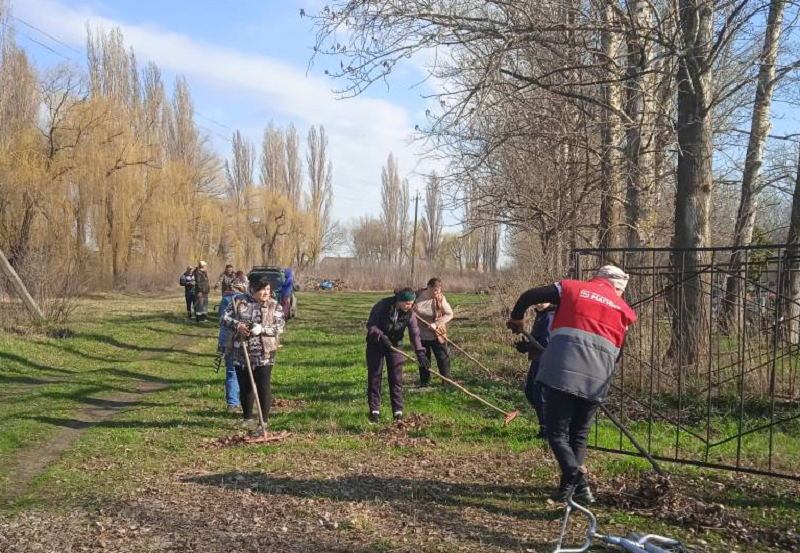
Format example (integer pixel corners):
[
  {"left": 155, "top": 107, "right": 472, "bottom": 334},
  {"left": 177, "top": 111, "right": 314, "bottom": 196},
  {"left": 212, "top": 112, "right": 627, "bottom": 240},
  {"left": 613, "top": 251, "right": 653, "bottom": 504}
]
[{"left": 574, "top": 245, "right": 800, "bottom": 481}]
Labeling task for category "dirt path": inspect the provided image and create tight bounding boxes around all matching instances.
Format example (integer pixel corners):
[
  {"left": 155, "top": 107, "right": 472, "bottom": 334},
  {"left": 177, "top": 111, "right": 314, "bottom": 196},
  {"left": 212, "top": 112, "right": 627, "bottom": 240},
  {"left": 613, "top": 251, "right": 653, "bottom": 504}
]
[{"left": 0, "top": 332, "right": 194, "bottom": 507}]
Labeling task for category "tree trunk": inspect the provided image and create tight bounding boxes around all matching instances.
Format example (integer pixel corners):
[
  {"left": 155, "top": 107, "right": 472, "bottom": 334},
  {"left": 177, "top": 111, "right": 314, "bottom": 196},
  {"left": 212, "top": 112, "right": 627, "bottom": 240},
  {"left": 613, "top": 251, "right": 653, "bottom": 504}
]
[
  {"left": 670, "top": 0, "right": 715, "bottom": 366},
  {"left": 781, "top": 139, "right": 800, "bottom": 343},
  {"left": 598, "top": 0, "right": 625, "bottom": 253},
  {"left": 624, "top": 0, "right": 656, "bottom": 251},
  {"left": 725, "top": 0, "right": 786, "bottom": 324}
]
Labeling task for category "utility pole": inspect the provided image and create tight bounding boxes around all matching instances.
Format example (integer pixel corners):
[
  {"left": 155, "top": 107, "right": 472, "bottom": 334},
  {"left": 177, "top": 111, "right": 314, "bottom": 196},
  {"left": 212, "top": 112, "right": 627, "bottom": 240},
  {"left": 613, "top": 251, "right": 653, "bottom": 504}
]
[{"left": 410, "top": 192, "right": 420, "bottom": 285}]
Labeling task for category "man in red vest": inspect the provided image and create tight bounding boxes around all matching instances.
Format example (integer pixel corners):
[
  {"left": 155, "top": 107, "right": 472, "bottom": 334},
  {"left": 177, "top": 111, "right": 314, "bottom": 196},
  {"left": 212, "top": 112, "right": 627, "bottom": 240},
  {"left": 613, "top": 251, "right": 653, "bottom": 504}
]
[{"left": 507, "top": 265, "right": 637, "bottom": 504}]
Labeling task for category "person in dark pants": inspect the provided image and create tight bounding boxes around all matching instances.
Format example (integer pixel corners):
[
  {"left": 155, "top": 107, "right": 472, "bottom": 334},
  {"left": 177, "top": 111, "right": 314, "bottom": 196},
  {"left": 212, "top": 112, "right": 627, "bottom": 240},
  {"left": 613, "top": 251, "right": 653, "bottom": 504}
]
[
  {"left": 507, "top": 265, "right": 636, "bottom": 504},
  {"left": 366, "top": 288, "right": 429, "bottom": 422},
  {"left": 221, "top": 276, "right": 285, "bottom": 432},
  {"left": 179, "top": 266, "right": 195, "bottom": 319},
  {"left": 413, "top": 278, "right": 453, "bottom": 386},
  {"left": 194, "top": 261, "right": 210, "bottom": 322},
  {"left": 217, "top": 278, "right": 247, "bottom": 412},
  {"left": 523, "top": 303, "right": 555, "bottom": 439}
]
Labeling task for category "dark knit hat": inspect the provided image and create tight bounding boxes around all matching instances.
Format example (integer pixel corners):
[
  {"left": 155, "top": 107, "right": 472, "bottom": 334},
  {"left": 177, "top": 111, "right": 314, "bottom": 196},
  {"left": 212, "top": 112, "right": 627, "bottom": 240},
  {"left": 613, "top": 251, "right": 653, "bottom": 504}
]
[{"left": 395, "top": 289, "right": 416, "bottom": 302}]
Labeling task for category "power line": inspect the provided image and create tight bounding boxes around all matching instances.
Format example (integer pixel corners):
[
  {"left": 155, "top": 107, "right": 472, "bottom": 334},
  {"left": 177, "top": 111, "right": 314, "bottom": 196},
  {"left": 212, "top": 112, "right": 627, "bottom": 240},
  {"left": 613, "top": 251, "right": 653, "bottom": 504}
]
[
  {"left": 194, "top": 111, "right": 232, "bottom": 131},
  {"left": 11, "top": 15, "right": 85, "bottom": 57},
  {"left": 6, "top": 17, "right": 238, "bottom": 142},
  {"left": 1, "top": 21, "right": 78, "bottom": 63},
  {"left": 196, "top": 123, "right": 232, "bottom": 143}
]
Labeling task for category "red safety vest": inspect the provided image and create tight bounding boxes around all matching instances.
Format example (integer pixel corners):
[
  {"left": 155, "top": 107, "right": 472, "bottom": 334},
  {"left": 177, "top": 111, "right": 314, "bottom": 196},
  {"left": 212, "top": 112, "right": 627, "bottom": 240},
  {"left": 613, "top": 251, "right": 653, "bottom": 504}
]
[{"left": 552, "top": 278, "right": 637, "bottom": 345}]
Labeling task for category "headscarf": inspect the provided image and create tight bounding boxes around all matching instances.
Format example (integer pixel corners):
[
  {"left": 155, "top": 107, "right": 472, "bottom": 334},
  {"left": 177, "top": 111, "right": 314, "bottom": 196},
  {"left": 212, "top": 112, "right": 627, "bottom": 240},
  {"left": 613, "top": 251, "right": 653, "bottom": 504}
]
[{"left": 596, "top": 265, "right": 630, "bottom": 293}]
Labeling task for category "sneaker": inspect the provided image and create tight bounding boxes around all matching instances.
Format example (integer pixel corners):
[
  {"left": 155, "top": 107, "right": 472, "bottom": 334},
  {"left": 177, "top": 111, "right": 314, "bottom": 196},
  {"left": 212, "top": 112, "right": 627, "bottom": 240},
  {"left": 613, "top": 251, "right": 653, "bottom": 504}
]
[
  {"left": 574, "top": 486, "right": 596, "bottom": 505},
  {"left": 416, "top": 381, "right": 430, "bottom": 388},
  {"left": 249, "top": 428, "right": 267, "bottom": 439},
  {"left": 393, "top": 411, "right": 403, "bottom": 421},
  {"left": 558, "top": 485, "right": 595, "bottom": 505},
  {"left": 368, "top": 411, "right": 380, "bottom": 423},
  {"left": 241, "top": 418, "right": 255, "bottom": 428},
  {"left": 226, "top": 405, "right": 242, "bottom": 414}
]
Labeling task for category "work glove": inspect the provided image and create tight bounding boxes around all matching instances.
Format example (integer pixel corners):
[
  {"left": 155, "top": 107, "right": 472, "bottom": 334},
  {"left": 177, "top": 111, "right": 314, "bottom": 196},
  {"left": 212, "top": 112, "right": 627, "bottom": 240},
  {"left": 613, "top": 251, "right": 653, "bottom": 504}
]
[
  {"left": 379, "top": 335, "right": 393, "bottom": 349},
  {"left": 249, "top": 323, "right": 264, "bottom": 336},
  {"left": 506, "top": 318, "right": 525, "bottom": 334},
  {"left": 416, "top": 350, "right": 430, "bottom": 370}
]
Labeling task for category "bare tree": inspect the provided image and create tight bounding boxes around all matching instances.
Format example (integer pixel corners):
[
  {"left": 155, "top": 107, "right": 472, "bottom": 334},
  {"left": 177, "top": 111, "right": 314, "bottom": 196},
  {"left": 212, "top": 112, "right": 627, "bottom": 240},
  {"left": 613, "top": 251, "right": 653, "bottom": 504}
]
[
  {"left": 306, "top": 125, "right": 333, "bottom": 264},
  {"left": 725, "top": 0, "right": 788, "bottom": 321},
  {"left": 380, "top": 153, "right": 402, "bottom": 265},
  {"left": 284, "top": 123, "right": 303, "bottom": 208},
  {"left": 260, "top": 123, "right": 286, "bottom": 193},
  {"left": 422, "top": 172, "right": 444, "bottom": 261},
  {"left": 226, "top": 130, "right": 255, "bottom": 208},
  {"left": 398, "top": 178, "right": 410, "bottom": 266}
]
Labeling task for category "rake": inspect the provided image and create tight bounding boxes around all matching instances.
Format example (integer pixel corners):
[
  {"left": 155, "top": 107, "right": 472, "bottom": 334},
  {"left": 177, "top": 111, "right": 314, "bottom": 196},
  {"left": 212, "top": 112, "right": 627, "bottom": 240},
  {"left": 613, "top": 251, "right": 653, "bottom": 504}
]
[{"left": 389, "top": 345, "right": 519, "bottom": 425}]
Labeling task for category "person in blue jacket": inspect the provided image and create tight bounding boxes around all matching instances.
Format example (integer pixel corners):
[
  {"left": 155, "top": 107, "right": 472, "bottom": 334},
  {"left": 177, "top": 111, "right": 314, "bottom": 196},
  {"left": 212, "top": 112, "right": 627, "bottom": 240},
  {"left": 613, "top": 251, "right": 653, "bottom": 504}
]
[
  {"left": 281, "top": 268, "right": 294, "bottom": 319},
  {"left": 217, "top": 277, "right": 248, "bottom": 412},
  {"left": 524, "top": 303, "right": 556, "bottom": 439}
]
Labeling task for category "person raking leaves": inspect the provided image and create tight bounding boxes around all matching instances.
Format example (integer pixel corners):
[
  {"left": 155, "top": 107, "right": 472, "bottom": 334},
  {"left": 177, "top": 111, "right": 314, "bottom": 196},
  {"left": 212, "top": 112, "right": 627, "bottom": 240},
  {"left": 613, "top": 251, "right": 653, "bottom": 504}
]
[
  {"left": 506, "top": 265, "right": 637, "bottom": 505},
  {"left": 221, "top": 274, "right": 285, "bottom": 436},
  {"left": 365, "top": 288, "right": 429, "bottom": 423},
  {"left": 514, "top": 302, "right": 556, "bottom": 439}
]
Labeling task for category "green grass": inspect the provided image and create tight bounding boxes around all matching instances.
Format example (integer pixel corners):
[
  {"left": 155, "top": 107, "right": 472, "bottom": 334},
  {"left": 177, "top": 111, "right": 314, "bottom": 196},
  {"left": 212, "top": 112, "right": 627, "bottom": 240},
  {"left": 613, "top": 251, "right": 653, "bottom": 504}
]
[{"left": 0, "top": 291, "right": 798, "bottom": 553}]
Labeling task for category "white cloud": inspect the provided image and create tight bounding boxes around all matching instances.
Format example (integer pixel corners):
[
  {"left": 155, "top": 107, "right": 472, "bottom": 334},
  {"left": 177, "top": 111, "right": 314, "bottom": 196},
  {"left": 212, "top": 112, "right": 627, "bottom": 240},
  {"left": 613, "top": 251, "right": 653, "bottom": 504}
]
[{"left": 16, "top": 0, "right": 437, "bottom": 221}]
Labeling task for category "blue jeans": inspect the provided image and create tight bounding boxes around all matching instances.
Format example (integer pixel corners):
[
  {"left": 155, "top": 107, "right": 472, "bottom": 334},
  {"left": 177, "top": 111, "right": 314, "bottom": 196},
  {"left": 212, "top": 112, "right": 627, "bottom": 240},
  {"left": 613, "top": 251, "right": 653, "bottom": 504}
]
[
  {"left": 525, "top": 359, "right": 547, "bottom": 434},
  {"left": 225, "top": 358, "right": 240, "bottom": 407}
]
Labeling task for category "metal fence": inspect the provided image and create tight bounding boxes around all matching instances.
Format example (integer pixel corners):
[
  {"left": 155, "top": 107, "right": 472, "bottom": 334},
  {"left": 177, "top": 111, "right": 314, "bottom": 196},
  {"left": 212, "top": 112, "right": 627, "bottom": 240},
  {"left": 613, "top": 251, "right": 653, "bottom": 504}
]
[{"left": 574, "top": 245, "right": 800, "bottom": 481}]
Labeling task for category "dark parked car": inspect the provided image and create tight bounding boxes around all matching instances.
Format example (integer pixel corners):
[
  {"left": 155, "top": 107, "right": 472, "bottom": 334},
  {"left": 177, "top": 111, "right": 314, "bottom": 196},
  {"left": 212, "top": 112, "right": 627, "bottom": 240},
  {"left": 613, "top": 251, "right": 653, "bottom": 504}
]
[{"left": 247, "top": 266, "right": 297, "bottom": 319}]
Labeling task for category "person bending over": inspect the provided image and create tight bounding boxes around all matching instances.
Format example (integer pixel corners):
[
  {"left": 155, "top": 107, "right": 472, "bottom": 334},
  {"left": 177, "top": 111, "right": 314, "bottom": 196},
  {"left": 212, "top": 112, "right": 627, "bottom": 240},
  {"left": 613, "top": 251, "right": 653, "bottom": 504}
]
[
  {"left": 365, "top": 288, "right": 429, "bottom": 423},
  {"left": 507, "top": 265, "right": 636, "bottom": 504}
]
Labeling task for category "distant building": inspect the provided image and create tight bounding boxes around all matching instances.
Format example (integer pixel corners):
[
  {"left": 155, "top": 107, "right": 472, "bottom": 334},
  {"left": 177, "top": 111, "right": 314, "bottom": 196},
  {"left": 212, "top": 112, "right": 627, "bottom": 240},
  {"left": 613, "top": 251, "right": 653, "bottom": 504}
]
[{"left": 318, "top": 256, "right": 357, "bottom": 274}]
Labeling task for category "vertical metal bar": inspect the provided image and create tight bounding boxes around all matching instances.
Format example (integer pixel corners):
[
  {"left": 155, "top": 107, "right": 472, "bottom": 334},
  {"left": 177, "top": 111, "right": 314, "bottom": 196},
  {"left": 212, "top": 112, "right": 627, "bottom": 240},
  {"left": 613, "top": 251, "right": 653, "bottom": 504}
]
[
  {"left": 736, "top": 249, "right": 748, "bottom": 469},
  {"left": 619, "top": 252, "right": 627, "bottom": 451},
  {"left": 706, "top": 251, "right": 715, "bottom": 463},
  {"left": 649, "top": 249, "right": 656, "bottom": 453},
  {"left": 768, "top": 248, "right": 783, "bottom": 471},
  {"left": 676, "top": 250, "right": 685, "bottom": 460}
]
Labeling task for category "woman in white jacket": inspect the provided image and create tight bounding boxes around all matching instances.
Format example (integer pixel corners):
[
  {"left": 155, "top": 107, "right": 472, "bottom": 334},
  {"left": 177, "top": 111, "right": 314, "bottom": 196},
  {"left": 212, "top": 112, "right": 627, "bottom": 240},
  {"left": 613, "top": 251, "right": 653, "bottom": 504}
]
[{"left": 413, "top": 278, "right": 454, "bottom": 386}]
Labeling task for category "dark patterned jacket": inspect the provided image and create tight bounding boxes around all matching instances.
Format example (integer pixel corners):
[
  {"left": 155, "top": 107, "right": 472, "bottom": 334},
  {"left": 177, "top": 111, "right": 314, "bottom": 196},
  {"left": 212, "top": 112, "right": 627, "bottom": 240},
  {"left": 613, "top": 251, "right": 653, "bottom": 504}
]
[{"left": 222, "top": 294, "right": 285, "bottom": 367}]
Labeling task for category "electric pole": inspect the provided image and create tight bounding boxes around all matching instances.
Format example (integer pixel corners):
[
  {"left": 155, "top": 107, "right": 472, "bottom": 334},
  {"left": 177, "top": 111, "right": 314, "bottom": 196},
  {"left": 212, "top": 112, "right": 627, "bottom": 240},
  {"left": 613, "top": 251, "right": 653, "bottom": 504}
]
[{"left": 410, "top": 192, "right": 420, "bottom": 285}]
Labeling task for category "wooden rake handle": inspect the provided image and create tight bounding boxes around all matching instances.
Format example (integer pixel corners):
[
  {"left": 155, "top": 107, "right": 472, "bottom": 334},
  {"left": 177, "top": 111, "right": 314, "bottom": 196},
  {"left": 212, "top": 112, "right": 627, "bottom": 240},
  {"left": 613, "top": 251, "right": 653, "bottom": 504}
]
[
  {"left": 412, "top": 312, "right": 492, "bottom": 376},
  {"left": 389, "top": 345, "right": 519, "bottom": 425}
]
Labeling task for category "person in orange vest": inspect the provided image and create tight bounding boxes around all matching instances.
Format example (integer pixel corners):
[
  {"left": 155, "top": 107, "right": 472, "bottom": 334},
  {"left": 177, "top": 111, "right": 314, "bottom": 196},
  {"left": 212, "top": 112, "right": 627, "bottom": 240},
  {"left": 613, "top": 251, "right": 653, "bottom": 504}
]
[{"left": 507, "top": 265, "right": 637, "bottom": 504}]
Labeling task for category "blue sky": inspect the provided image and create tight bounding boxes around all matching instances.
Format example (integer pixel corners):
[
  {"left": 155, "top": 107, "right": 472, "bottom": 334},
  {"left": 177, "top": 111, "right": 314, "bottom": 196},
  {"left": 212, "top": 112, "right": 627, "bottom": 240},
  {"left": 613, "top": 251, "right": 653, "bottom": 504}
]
[{"left": 13, "top": 0, "right": 441, "bottom": 223}]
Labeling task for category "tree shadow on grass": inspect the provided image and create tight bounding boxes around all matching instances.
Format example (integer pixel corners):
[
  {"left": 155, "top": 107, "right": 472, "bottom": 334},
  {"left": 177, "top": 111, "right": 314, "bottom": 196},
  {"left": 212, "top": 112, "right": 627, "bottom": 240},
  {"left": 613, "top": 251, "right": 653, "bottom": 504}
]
[
  {"left": 0, "top": 351, "right": 77, "bottom": 376},
  {"left": 33, "top": 415, "right": 217, "bottom": 431},
  {"left": 183, "top": 472, "right": 558, "bottom": 551}
]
